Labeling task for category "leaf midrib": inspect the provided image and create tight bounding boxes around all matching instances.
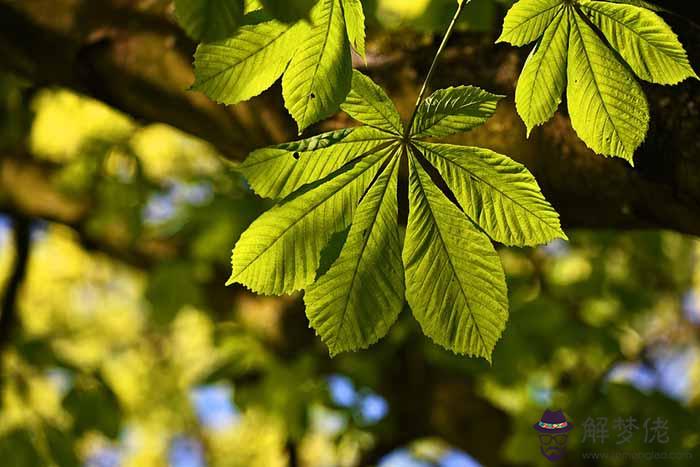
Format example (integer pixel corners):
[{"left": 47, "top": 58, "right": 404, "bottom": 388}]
[
  {"left": 503, "top": 2, "right": 565, "bottom": 38},
  {"left": 232, "top": 142, "right": 396, "bottom": 279},
  {"left": 242, "top": 133, "right": 394, "bottom": 168},
  {"left": 570, "top": 11, "right": 626, "bottom": 153},
  {"left": 413, "top": 93, "right": 497, "bottom": 137},
  {"left": 416, "top": 142, "right": 560, "bottom": 232},
  {"left": 332, "top": 152, "right": 399, "bottom": 347},
  {"left": 409, "top": 153, "right": 489, "bottom": 356},
  {"left": 196, "top": 23, "right": 294, "bottom": 86},
  {"left": 348, "top": 90, "right": 402, "bottom": 135},
  {"left": 300, "top": 0, "right": 338, "bottom": 125},
  {"left": 522, "top": 8, "right": 568, "bottom": 122},
  {"left": 580, "top": 1, "right": 686, "bottom": 63}
]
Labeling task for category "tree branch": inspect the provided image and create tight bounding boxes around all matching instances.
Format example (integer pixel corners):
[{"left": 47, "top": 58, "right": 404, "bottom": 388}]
[
  {"left": 0, "top": 214, "right": 31, "bottom": 351},
  {"left": 1, "top": 0, "right": 699, "bottom": 236}
]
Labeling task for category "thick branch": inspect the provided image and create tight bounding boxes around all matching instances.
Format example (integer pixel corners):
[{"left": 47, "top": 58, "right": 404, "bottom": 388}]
[
  {"left": 1, "top": 0, "right": 699, "bottom": 236},
  {"left": 0, "top": 214, "right": 31, "bottom": 351}
]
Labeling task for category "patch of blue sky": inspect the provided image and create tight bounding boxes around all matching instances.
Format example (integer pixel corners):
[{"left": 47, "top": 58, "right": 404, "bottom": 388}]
[
  {"left": 190, "top": 384, "right": 240, "bottom": 431},
  {"left": 143, "top": 193, "right": 177, "bottom": 225},
  {"left": 0, "top": 215, "right": 10, "bottom": 247},
  {"left": 85, "top": 446, "right": 122, "bottom": 467},
  {"left": 539, "top": 239, "right": 570, "bottom": 258},
  {"left": 529, "top": 386, "right": 552, "bottom": 407},
  {"left": 606, "top": 362, "right": 658, "bottom": 393},
  {"left": 606, "top": 346, "right": 699, "bottom": 403},
  {"left": 379, "top": 448, "right": 433, "bottom": 467},
  {"left": 358, "top": 393, "right": 388, "bottom": 424},
  {"left": 143, "top": 181, "right": 213, "bottom": 225},
  {"left": 439, "top": 449, "right": 482, "bottom": 467},
  {"left": 652, "top": 347, "right": 698, "bottom": 403},
  {"left": 327, "top": 374, "right": 357, "bottom": 408},
  {"left": 46, "top": 367, "right": 74, "bottom": 397},
  {"left": 682, "top": 290, "right": 700, "bottom": 325},
  {"left": 169, "top": 436, "right": 206, "bottom": 467}
]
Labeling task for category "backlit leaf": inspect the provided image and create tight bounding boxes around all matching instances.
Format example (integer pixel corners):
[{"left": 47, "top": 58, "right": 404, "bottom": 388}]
[
  {"left": 496, "top": 0, "right": 565, "bottom": 46},
  {"left": 341, "top": 70, "right": 403, "bottom": 135},
  {"left": 193, "top": 18, "right": 308, "bottom": 104},
  {"left": 342, "top": 0, "right": 366, "bottom": 59},
  {"left": 415, "top": 142, "right": 566, "bottom": 246},
  {"left": 305, "top": 154, "right": 404, "bottom": 355},
  {"left": 240, "top": 127, "right": 394, "bottom": 199},
  {"left": 283, "top": 0, "right": 353, "bottom": 132},
  {"left": 515, "top": 7, "right": 570, "bottom": 135},
  {"left": 228, "top": 144, "right": 396, "bottom": 294},
  {"left": 411, "top": 86, "right": 502, "bottom": 138},
  {"left": 403, "top": 154, "right": 508, "bottom": 360},
  {"left": 580, "top": 0, "right": 697, "bottom": 85},
  {"left": 567, "top": 11, "right": 649, "bottom": 162}
]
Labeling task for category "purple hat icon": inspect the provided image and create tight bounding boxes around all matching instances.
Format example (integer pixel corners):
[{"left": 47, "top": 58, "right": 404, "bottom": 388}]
[{"left": 533, "top": 409, "right": 573, "bottom": 434}]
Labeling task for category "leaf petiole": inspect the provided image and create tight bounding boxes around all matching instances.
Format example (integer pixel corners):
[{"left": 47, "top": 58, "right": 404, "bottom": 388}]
[{"left": 403, "top": 0, "right": 471, "bottom": 140}]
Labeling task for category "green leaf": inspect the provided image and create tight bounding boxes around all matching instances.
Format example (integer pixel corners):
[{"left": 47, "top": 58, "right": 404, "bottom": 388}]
[
  {"left": 175, "top": 0, "right": 245, "bottom": 42},
  {"left": 260, "top": 0, "right": 318, "bottom": 22},
  {"left": 515, "top": 7, "right": 570, "bottom": 135},
  {"left": 403, "top": 154, "right": 508, "bottom": 360},
  {"left": 579, "top": 0, "right": 698, "bottom": 85},
  {"left": 604, "top": 0, "right": 663, "bottom": 12},
  {"left": 228, "top": 143, "right": 397, "bottom": 294},
  {"left": 411, "top": 86, "right": 503, "bottom": 138},
  {"left": 240, "top": 127, "right": 394, "bottom": 199},
  {"left": 305, "top": 154, "right": 404, "bottom": 355},
  {"left": 496, "top": 0, "right": 564, "bottom": 46},
  {"left": 415, "top": 142, "right": 566, "bottom": 246},
  {"left": 192, "top": 18, "right": 308, "bottom": 105},
  {"left": 342, "top": 0, "right": 366, "bottom": 59},
  {"left": 283, "top": 0, "right": 353, "bottom": 132},
  {"left": 341, "top": 70, "right": 404, "bottom": 135},
  {"left": 567, "top": 10, "right": 649, "bottom": 162}
]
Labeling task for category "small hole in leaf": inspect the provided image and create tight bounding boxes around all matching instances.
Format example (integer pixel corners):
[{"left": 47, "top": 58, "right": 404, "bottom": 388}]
[
  {"left": 310, "top": 93, "right": 316, "bottom": 99},
  {"left": 293, "top": 152, "right": 300, "bottom": 160},
  {"left": 362, "top": 229, "right": 368, "bottom": 238}
]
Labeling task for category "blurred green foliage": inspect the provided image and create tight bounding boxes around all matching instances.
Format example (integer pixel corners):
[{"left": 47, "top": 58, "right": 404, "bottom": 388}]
[{"left": 1, "top": 1, "right": 700, "bottom": 465}]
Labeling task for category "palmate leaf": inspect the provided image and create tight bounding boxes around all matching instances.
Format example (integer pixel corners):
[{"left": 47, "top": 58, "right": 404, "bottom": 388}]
[
  {"left": 240, "top": 126, "right": 394, "bottom": 199},
  {"left": 230, "top": 72, "right": 563, "bottom": 360},
  {"left": 403, "top": 154, "right": 508, "bottom": 360},
  {"left": 305, "top": 154, "right": 404, "bottom": 356},
  {"left": 192, "top": 0, "right": 366, "bottom": 133},
  {"left": 414, "top": 141, "right": 566, "bottom": 246},
  {"left": 283, "top": 0, "right": 352, "bottom": 132},
  {"left": 228, "top": 143, "right": 397, "bottom": 294},
  {"left": 341, "top": 70, "right": 403, "bottom": 135},
  {"left": 579, "top": 0, "right": 698, "bottom": 85},
  {"left": 515, "top": 6, "right": 570, "bottom": 135},
  {"left": 567, "top": 10, "right": 649, "bottom": 162},
  {"left": 500, "top": 0, "right": 697, "bottom": 162},
  {"left": 411, "top": 86, "right": 503, "bottom": 138},
  {"left": 174, "top": 0, "right": 245, "bottom": 42},
  {"left": 192, "top": 18, "right": 309, "bottom": 104},
  {"left": 342, "top": 0, "right": 366, "bottom": 59}
]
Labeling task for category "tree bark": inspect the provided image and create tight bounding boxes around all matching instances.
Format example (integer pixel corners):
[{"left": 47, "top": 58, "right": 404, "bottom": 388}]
[{"left": 0, "top": 0, "right": 698, "bottom": 238}]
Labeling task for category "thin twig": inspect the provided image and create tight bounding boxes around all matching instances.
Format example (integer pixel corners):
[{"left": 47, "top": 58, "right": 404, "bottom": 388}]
[{"left": 403, "top": 0, "right": 471, "bottom": 140}]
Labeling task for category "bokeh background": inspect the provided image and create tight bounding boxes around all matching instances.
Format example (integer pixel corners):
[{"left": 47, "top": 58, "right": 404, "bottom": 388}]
[{"left": 1, "top": 0, "right": 700, "bottom": 466}]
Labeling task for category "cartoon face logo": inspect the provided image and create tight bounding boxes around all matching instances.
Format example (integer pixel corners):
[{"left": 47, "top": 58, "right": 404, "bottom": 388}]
[{"left": 533, "top": 409, "right": 573, "bottom": 462}]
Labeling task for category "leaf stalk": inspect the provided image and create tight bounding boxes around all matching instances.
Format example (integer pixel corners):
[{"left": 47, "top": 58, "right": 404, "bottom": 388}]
[{"left": 403, "top": 0, "right": 470, "bottom": 140}]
